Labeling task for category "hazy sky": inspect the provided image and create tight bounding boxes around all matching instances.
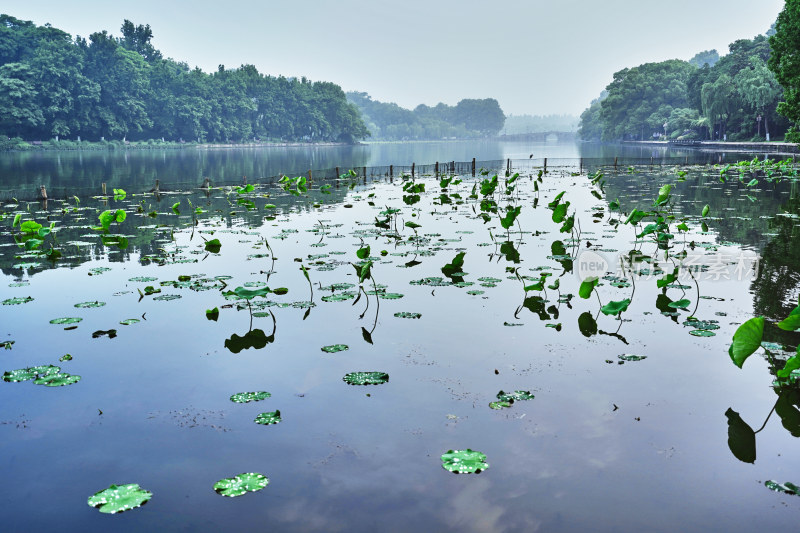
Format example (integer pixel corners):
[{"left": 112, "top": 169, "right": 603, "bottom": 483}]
[{"left": 2, "top": 0, "right": 786, "bottom": 116}]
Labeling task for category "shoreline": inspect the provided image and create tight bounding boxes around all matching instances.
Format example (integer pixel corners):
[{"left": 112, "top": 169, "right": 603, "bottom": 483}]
[{"left": 622, "top": 139, "right": 800, "bottom": 155}]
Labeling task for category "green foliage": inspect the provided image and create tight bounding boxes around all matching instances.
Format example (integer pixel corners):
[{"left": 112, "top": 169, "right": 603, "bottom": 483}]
[
  {"left": 440, "top": 449, "right": 489, "bottom": 474},
  {"left": 0, "top": 17, "right": 368, "bottom": 143},
  {"left": 728, "top": 317, "right": 765, "bottom": 368},
  {"left": 342, "top": 372, "right": 389, "bottom": 385},
  {"left": 578, "top": 277, "right": 598, "bottom": 299},
  {"left": 87, "top": 483, "right": 152, "bottom": 514},
  {"left": 725, "top": 408, "right": 756, "bottom": 463},
  {"left": 213, "top": 473, "right": 269, "bottom": 497},
  {"left": 230, "top": 391, "right": 271, "bottom": 403}
]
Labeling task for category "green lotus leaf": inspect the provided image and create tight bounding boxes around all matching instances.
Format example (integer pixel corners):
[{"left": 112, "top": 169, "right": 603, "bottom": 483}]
[
  {"left": 2, "top": 296, "right": 34, "bottom": 305},
  {"left": 489, "top": 401, "right": 512, "bottom": 410},
  {"left": 119, "top": 319, "right": 140, "bottom": 325},
  {"left": 322, "top": 293, "right": 356, "bottom": 302},
  {"left": 59, "top": 354, "right": 73, "bottom": 362},
  {"left": 129, "top": 276, "right": 158, "bottom": 282},
  {"left": 213, "top": 472, "right": 269, "bottom": 497},
  {"left": 74, "top": 301, "right": 106, "bottom": 308},
  {"left": 394, "top": 312, "right": 422, "bottom": 319},
  {"left": 321, "top": 344, "right": 348, "bottom": 353},
  {"left": 765, "top": 480, "right": 800, "bottom": 496},
  {"left": 729, "top": 317, "right": 765, "bottom": 369},
  {"left": 153, "top": 294, "right": 182, "bottom": 301},
  {"left": 343, "top": 372, "right": 389, "bottom": 385},
  {"left": 777, "top": 305, "right": 800, "bottom": 332},
  {"left": 33, "top": 372, "right": 81, "bottom": 387},
  {"left": 87, "top": 483, "right": 152, "bottom": 514},
  {"left": 441, "top": 449, "right": 489, "bottom": 474},
  {"left": 578, "top": 277, "right": 598, "bottom": 299},
  {"left": 496, "top": 390, "right": 535, "bottom": 402},
  {"left": 230, "top": 391, "right": 271, "bottom": 403},
  {"left": 254, "top": 410, "right": 281, "bottom": 425},
  {"left": 618, "top": 354, "right": 647, "bottom": 361},
  {"left": 49, "top": 317, "right": 83, "bottom": 325},
  {"left": 601, "top": 298, "right": 631, "bottom": 316},
  {"left": 689, "top": 329, "right": 716, "bottom": 337},
  {"left": 668, "top": 299, "right": 691, "bottom": 309},
  {"left": 3, "top": 368, "right": 38, "bottom": 382},
  {"left": 205, "top": 238, "right": 222, "bottom": 253}
]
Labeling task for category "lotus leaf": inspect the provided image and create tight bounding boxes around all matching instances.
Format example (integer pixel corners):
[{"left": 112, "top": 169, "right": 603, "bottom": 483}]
[
  {"left": 230, "top": 391, "right": 271, "bottom": 403},
  {"left": 49, "top": 317, "right": 83, "bottom": 325},
  {"left": 75, "top": 301, "right": 106, "bottom": 308},
  {"left": 33, "top": 372, "right": 81, "bottom": 387},
  {"left": 2, "top": 296, "right": 34, "bottom": 305},
  {"left": 254, "top": 410, "right": 281, "bottom": 425},
  {"left": 343, "top": 372, "right": 389, "bottom": 385},
  {"left": 119, "top": 319, "right": 140, "bottom": 325},
  {"left": 441, "top": 449, "right": 489, "bottom": 474},
  {"left": 214, "top": 472, "right": 269, "bottom": 497},
  {"left": 765, "top": 481, "right": 800, "bottom": 496},
  {"left": 87, "top": 483, "right": 152, "bottom": 514},
  {"left": 394, "top": 312, "right": 422, "bottom": 319},
  {"left": 321, "top": 344, "right": 349, "bottom": 353}
]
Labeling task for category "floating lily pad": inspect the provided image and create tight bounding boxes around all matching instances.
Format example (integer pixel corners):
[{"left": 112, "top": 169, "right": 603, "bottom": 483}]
[
  {"left": 33, "top": 372, "right": 81, "bottom": 387},
  {"left": 128, "top": 276, "right": 158, "bottom": 282},
  {"left": 394, "top": 312, "right": 422, "bottom": 319},
  {"left": 378, "top": 292, "right": 404, "bottom": 300},
  {"left": 489, "top": 400, "right": 513, "bottom": 410},
  {"left": 254, "top": 410, "right": 281, "bottom": 425},
  {"left": 213, "top": 473, "right": 269, "bottom": 497},
  {"left": 321, "top": 293, "right": 355, "bottom": 302},
  {"left": 74, "top": 301, "right": 106, "bottom": 308},
  {"left": 343, "top": 372, "right": 389, "bottom": 385},
  {"left": 2, "top": 296, "right": 33, "bottom": 305},
  {"left": 49, "top": 317, "right": 83, "bottom": 325},
  {"left": 89, "top": 267, "right": 112, "bottom": 275},
  {"left": 230, "top": 391, "right": 271, "bottom": 403},
  {"left": 689, "top": 329, "right": 716, "bottom": 337},
  {"left": 496, "top": 390, "right": 535, "bottom": 402},
  {"left": 152, "top": 294, "right": 182, "bottom": 301},
  {"left": 87, "top": 483, "right": 152, "bottom": 514},
  {"left": 618, "top": 354, "right": 647, "bottom": 362},
  {"left": 59, "top": 354, "right": 73, "bottom": 362},
  {"left": 119, "top": 319, "right": 140, "bottom": 325},
  {"left": 441, "top": 449, "right": 489, "bottom": 474},
  {"left": 765, "top": 480, "right": 800, "bottom": 496},
  {"left": 321, "top": 344, "right": 348, "bottom": 353}
]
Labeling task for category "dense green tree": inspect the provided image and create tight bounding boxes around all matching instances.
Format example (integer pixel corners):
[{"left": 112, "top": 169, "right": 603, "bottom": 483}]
[
  {"left": 0, "top": 62, "right": 43, "bottom": 135},
  {"left": 0, "top": 15, "right": 369, "bottom": 144},
  {"left": 769, "top": 0, "right": 800, "bottom": 141},
  {"left": 689, "top": 50, "right": 719, "bottom": 68}
]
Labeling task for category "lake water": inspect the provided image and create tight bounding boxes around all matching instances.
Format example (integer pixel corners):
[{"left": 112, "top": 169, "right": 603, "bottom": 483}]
[
  {"left": 2, "top": 142, "right": 800, "bottom": 532},
  {"left": 0, "top": 139, "right": 778, "bottom": 201}
]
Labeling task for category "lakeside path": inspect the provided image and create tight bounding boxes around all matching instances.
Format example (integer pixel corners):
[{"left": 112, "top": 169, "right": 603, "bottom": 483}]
[{"left": 623, "top": 140, "right": 800, "bottom": 155}]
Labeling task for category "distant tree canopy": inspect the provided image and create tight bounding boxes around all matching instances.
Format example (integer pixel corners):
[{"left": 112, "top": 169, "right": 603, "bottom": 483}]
[
  {"left": 579, "top": 28, "right": 790, "bottom": 142},
  {"left": 501, "top": 114, "right": 578, "bottom": 134},
  {"left": 346, "top": 92, "right": 505, "bottom": 140},
  {"left": 0, "top": 14, "right": 369, "bottom": 143}
]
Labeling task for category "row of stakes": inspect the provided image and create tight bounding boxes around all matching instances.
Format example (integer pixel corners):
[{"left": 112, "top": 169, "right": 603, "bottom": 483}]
[{"left": 33, "top": 155, "right": 701, "bottom": 202}]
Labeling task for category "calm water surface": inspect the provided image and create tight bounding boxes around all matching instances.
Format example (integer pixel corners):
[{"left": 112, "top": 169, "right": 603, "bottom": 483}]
[{"left": 1, "top": 144, "right": 799, "bottom": 532}]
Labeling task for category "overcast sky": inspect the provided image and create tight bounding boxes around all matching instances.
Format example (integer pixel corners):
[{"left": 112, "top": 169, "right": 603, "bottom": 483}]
[{"left": 2, "top": 0, "right": 786, "bottom": 116}]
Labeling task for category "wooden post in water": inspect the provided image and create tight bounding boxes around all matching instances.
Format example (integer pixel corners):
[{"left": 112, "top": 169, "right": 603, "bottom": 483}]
[
  {"left": 335, "top": 167, "right": 340, "bottom": 179},
  {"left": 580, "top": 158, "right": 583, "bottom": 173},
  {"left": 412, "top": 163, "right": 415, "bottom": 178},
  {"left": 389, "top": 165, "right": 393, "bottom": 177},
  {"left": 308, "top": 170, "right": 312, "bottom": 183},
  {"left": 153, "top": 179, "right": 160, "bottom": 194},
  {"left": 472, "top": 158, "right": 476, "bottom": 176},
  {"left": 39, "top": 185, "right": 47, "bottom": 200},
  {"left": 363, "top": 166, "right": 367, "bottom": 179},
  {"left": 544, "top": 158, "right": 547, "bottom": 174},
  {"left": 435, "top": 162, "right": 439, "bottom": 176},
  {"left": 506, "top": 158, "right": 511, "bottom": 176},
  {"left": 686, "top": 156, "right": 689, "bottom": 165},
  {"left": 102, "top": 183, "right": 107, "bottom": 196},
  {"left": 614, "top": 157, "right": 618, "bottom": 172},
  {"left": 650, "top": 156, "right": 653, "bottom": 168},
  {"left": 451, "top": 161, "right": 455, "bottom": 173}
]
